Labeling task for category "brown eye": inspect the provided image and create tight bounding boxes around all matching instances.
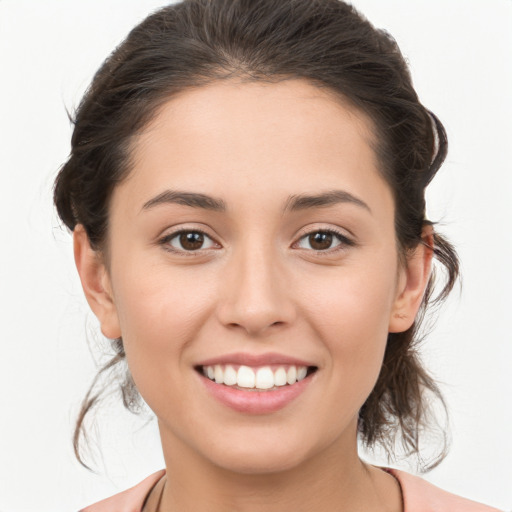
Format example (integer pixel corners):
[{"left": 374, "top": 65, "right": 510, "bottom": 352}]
[
  {"left": 295, "top": 230, "right": 352, "bottom": 252},
  {"left": 180, "top": 232, "right": 204, "bottom": 250},
  {"left": 165, "top": 230, "right": 216, "bottom": 252},
  {"left": 308, "top": 232, "right": 333, "bottom": 250}
]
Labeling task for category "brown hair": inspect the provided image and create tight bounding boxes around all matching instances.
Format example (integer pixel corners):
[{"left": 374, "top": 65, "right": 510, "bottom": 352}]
[{"left": 54, "top": 0, "right": 459, "bottom": 471}]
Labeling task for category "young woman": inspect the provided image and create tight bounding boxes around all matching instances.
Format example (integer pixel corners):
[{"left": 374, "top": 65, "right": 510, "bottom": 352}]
[{"left": 53, "top": 0, "right": 502, "bottom": 510}]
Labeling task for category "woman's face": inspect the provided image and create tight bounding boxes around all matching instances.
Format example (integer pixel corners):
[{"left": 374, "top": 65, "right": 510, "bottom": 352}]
[{"left": 77, "top": 79, "right": 428, "bottom": 474}]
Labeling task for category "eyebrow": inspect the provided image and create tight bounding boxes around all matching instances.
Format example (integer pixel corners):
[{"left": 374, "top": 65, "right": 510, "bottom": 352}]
[
  {"left": 283, "top": 190, "right": 371, "bottom": 214},
  {"left": 141, "top": 188, "right": 370, "bottom": 214},
  {"left": 142, "top": 190, "right": 226, "bottom": 212}
]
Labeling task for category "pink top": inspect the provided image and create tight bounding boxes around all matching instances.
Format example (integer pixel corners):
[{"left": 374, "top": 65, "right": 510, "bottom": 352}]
[{"left": 79, "top": 467, "right": 502, "bottom": 512}]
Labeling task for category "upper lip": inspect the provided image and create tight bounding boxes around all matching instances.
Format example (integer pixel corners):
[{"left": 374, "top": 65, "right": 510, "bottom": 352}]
[{"left": 196, "top": 352, "right": 316, "bottom": 368}]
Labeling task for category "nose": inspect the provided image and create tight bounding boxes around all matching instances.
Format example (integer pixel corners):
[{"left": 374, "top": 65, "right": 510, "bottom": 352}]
[{"left": 215, "top": 242, "right": 296, "bottom": 337}]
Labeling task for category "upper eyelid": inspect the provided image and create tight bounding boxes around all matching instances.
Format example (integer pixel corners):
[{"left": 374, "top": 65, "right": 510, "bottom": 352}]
[
  {"left": 158, "top": 227, "right": 221, "bottom": 252},
  {"left": 293, "top": 225, "right": 354, "bottom": 242},
  {"left": 158, "top": 225, "right": 354, "bottom": 249},
  {"left": 159, "top": 224, "right": 217, "bottom": 240},
  {"left": 293, "top": 229, "right": 353, "bottom": 248},
  {"left": 298, "top": 227, "right": 349, "bottom": 238}
]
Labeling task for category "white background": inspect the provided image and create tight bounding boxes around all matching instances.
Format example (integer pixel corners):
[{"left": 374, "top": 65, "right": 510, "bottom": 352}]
[{"left": 0, "top": 1, "right": 511, "bottom": 510}]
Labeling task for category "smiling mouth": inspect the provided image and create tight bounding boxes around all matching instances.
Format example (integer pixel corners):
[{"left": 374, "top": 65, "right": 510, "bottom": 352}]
[{"left": 196, "top": 364, "right": 318, "bottom": 391}]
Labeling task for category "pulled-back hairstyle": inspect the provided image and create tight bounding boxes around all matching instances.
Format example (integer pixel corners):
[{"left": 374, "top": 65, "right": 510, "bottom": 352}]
[{"left": 54, "top": 0, "right": 459, "bottom": 471}]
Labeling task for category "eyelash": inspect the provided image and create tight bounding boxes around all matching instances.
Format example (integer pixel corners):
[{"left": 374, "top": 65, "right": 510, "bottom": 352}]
[
  {"left": 158, "top": 228, "right": 355, "bottom": 255},
  {"left": 158, "top": 229, "right": 218, "bottom": 256},
  {"left": 293, "top": 228, "right": 355, "bottom": 254}
]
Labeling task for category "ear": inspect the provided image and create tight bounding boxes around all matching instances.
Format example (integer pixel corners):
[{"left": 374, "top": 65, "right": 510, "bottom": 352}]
[
  {"left": 388, "top": 225, "right": 434, "bottom": 333},
  {"left": 73, "top": 225, "right": 121, "bottom": 339}
]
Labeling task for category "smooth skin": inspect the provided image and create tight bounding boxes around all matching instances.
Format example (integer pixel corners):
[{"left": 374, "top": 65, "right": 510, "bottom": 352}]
[{"left": 74, "top": 79, "right": 433, "bottom": 512}]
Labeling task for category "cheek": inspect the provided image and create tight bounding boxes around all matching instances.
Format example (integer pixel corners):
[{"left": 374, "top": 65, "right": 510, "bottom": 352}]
[
  {"left": 297, "top": 257, "right": 398, "bottom": 392},
  {"left": 113, "top": 253, "right": 217, "bottom": 331},
  {"left": 109, "top": 259, "right": 217, "bottom": 394}
]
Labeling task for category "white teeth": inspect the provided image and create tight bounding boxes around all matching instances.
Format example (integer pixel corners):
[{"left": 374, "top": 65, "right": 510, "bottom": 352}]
[
  {"left": 202, "top": 364, "right": 311, "bottom": 389},
  {"left": 237, "top": 365, "right": 256, "bottom": 388},
  {"left": 223, "top": 364, "right": 237, "bottom": 386},
  {"left": 255, "top": 366, "right": 274, "bottom": 389},
  {"left": 274, "top": 367, "right": 287, "bottom": 387},
  {"left": 214, "top": 365, "right": 223, "bottom": 384},
  {"left": 286, "top": 366, "right": 297, "bottom": 385}
]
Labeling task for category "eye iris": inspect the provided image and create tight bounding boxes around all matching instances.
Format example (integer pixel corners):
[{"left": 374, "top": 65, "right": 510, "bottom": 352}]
[
  {"left": 180, "top": 232, "right": 204, "bottom": 250},
  {"left": 309, "top": 232, "right": 333, "bottom": 250}
]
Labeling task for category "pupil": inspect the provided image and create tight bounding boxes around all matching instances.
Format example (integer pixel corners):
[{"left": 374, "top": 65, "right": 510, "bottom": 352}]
[
  {"left": 310, "top": 232, "right": 332, "bottom": 250},
  {"left": 180, "top": 232, "right": 204, "bottom": 250}
]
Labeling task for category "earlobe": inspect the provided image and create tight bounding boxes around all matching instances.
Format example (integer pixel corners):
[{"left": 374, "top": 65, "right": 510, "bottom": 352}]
[
  {"left": 73, "top": 225, "right": 121, "bottom": 339},
  {"left": 388, "top": 226, "right": 434, "bottom": 333}
]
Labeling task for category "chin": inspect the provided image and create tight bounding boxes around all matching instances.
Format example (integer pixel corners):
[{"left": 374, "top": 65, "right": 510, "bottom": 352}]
[
  {"left": 212, "top": 445, "right": 308, "bottom": 475},
  {"left": 199, "top": 426, "right": 328, "bottom": 476}
]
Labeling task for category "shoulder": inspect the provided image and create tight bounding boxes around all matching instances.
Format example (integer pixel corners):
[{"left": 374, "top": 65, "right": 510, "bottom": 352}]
[
  {"left": 77, "top": 467, "right": 503, "bottom": 512},
  {"left": 387, "top": 468, "right": 503, "bottom": 512},
  {"left": 79, "top": 469, "right": 166, "bottom": 512}
]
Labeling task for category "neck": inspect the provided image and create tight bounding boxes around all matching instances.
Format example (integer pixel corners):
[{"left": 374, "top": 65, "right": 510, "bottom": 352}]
[{"left": 157, "top": 421, "right": 403, "bottom": 512}]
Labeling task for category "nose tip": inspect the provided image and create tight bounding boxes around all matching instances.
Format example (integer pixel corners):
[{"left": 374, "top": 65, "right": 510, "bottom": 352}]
[
  {"left": 215, "top": 252, "right": 295, "bottom": 337},
  {"left": 225, "top": 308, "right": 287, "bottom": 337}
]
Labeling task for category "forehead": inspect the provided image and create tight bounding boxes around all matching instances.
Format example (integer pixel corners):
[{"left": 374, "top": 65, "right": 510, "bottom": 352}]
[
  {"left": 118, "top": 78, "right": 390, "bottom": 215},
  {"left": 133, "top": 78, "right": 377, "bottom": 161}
]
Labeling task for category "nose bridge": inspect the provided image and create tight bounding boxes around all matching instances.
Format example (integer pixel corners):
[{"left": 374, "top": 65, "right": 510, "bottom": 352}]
[{"left": 217, "top": 233, "right": 294, "bottom": 335}]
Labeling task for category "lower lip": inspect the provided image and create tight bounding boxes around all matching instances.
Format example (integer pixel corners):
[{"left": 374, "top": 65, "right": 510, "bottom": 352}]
[{"left": 198, "top": 372, "right": 313, "bottom": 414}]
